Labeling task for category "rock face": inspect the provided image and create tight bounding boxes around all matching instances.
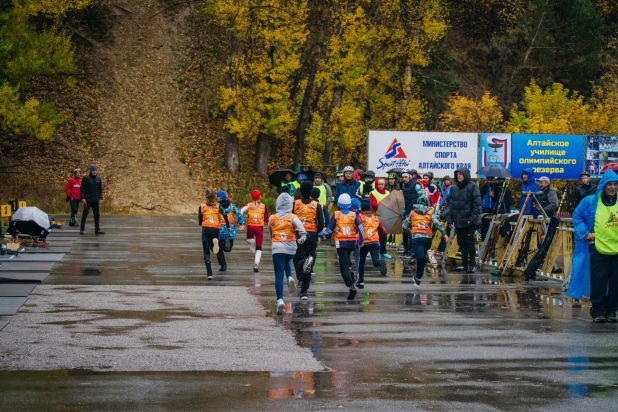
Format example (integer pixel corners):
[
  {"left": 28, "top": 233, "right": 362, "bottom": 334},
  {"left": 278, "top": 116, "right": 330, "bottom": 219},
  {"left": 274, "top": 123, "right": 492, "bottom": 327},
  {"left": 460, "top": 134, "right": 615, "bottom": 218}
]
[{"left": 95, "top": 0, "right": 197, "bottom": 214}]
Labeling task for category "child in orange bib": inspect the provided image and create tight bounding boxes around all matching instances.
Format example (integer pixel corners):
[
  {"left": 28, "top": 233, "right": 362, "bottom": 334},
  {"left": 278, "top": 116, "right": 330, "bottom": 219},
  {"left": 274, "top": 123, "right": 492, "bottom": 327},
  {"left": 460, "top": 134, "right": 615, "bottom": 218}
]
[
  {"left": 323, "top": 194, "right": 364, "bottom": 300},
  {"left": 357, "top": 202, "right": 387, "bottom": 288},
  {"left": 241, "top": 190, "right": 269, "bottom": 272},
  {"left": 198, "top": 188, "right": 230, "bottom": 279},
  {"left": 404, "top": 201, "right": 448, "bottom": 286}
]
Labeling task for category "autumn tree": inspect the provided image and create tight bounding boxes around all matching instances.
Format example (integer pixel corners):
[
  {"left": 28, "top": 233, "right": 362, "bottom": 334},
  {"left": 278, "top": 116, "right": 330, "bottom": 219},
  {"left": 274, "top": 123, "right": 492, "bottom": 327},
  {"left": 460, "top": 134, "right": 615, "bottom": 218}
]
[
  {"left": 0, "top": 0, "right": 93, "bottom": 142},
  {"left": 440, "top": 92, "right": 504, "bottom": 132}
]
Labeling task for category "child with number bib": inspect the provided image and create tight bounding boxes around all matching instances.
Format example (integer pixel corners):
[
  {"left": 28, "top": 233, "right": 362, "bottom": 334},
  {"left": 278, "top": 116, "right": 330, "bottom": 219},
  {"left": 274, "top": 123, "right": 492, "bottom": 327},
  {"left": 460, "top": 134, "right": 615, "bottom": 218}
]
[
  {"left": 198, "top": 189, "right": 230, "bottom": 280},
  {"left": 324, "top": 194, "right": 364, "bottom": 300},
  {"left": 293, "top": 181, "right": 324, "bottom": 300},
  {"left": 269, "top": 192, "right": 307, "bottom": 314},
  {"left": 241, "top": 190, "right": 269, "bottom": 272},
  {"left": 405, "top": 198, "right": 448, "bottom": 287},
  {"left": 216, "top": 190, "right": 245, "bottom": 272},
  {"left": 358, "top": 202, "right": 387, "bottom": 288}
]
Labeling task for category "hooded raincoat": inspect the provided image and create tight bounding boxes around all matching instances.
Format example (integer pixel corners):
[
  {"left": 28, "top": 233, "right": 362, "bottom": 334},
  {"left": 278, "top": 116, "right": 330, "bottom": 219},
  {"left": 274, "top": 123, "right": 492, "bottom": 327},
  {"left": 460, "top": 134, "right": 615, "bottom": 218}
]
[
  {"left": 568, "top": 169, "right": 618, "bottom": 300},
  {"left": 519, "top": 168, "right": 538, "bottom": 214}
]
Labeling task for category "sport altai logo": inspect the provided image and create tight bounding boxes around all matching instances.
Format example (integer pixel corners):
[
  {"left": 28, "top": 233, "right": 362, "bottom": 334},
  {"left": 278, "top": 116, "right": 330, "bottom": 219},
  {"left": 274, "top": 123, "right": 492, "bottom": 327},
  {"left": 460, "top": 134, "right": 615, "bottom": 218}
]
[{"left": 377, "top": 138, "right": 411, "bottom": 170}]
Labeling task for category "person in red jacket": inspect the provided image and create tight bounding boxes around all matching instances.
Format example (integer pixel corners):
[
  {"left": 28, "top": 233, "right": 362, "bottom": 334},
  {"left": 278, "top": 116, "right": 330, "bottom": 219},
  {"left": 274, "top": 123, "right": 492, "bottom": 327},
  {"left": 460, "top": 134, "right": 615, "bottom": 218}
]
[{"left": 65, "top": 168, "right": 82, "bottom": 226}]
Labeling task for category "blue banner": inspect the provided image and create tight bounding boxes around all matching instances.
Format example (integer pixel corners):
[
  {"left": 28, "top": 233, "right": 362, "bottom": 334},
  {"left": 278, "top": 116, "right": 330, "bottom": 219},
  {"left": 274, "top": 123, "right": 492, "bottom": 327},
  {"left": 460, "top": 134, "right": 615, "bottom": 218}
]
[{"left": 511, "top": 134, "right": 584, "bottom": 179}]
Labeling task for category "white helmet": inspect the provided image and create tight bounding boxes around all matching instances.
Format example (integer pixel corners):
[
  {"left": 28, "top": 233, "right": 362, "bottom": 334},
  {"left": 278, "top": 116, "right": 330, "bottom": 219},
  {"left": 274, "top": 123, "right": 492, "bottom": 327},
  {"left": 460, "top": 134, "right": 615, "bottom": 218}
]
[
  {"left": 343, "top": 166, "right": 354, "bottom": 173},
  {"left": 338, "top": 193, "right": 352, "bottom": 207}
]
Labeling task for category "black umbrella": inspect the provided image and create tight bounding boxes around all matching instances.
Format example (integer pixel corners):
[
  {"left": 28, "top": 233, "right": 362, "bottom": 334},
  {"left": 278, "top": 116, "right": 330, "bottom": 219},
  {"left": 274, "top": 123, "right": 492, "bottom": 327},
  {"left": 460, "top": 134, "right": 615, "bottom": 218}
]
[
  {"left": 477, "top": 165, "right": 513, "bottom": 178},
  {"left": 268, "top": 169, "right": 297, "bottom": 187},
  {"left": 386, "top": 167, "right": 407, "bottom": 177},
  {"left": 301, "top": 170, "right": 327, "bottom": 182}
]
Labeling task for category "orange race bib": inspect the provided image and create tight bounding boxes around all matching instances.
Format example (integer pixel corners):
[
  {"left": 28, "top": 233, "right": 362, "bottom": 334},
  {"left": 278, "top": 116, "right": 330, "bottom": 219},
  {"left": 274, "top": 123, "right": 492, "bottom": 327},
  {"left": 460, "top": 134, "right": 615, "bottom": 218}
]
[
  {"left": 333, "top": 211, "right": 358, "bottom": 241},
  {"left": 246, "top": 202, "right": 266, "bottom": 226},
  {"left": 294, "top": 199, "right": 318, "bottom": 232},
  {"left": 269, "top": 214, "right": 296, "bottom": 242},
  {"left": 361, "top": 213, "right": 380, "bottom": 243},
  {"left": 201, "top": 204, "right": 222, "bottom": 229},
  {"left": 409, "top": 210, "right": 433, "bottom": 235}
]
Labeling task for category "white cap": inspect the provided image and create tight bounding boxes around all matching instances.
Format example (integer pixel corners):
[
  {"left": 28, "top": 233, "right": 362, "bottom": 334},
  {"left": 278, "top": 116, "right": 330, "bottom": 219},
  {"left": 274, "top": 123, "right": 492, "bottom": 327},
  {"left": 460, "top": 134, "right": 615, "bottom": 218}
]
[
  {"left": 539, "top": 176, "right": 550, "bottom": 183},
  {"left": 338, "top": 193, "right": 352, "bottom": 206}
]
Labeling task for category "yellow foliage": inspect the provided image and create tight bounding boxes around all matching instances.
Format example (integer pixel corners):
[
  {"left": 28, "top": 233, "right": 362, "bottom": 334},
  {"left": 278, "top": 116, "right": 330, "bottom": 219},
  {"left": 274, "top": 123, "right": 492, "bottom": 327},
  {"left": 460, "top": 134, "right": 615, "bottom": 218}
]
[
  {"left": 506, "top": 81, "right": 591, "bottom": 134},
  {"left": 440, "top": 92, "right": 504, "bottom": 132}
]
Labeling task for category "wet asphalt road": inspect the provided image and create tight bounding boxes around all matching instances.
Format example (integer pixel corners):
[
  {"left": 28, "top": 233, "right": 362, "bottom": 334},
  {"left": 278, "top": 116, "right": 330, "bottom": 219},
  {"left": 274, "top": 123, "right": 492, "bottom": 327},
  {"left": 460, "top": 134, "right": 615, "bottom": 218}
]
[{"left": 1, "top": 215, "right": 617, "bottom": 411}]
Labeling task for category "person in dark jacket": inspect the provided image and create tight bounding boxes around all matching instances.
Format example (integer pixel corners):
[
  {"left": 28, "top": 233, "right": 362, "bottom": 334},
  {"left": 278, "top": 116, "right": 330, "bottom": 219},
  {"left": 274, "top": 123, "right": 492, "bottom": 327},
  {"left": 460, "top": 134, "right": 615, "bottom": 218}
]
[
  {"left": 536, "top": 176, "right": 559, "bottom": 217},
  {"left": 574, "top": 172, "right": 597, "bottom": 208},
  {"left": 386, "top": 173, "right": 400, "bottom": 192},
  {"left": 445, "top": 167, "right": 482, "bottom": 272},
  {"left": 357, "top": 170, "right": 375, "bottom": 210},
  {"left": 334, "top": 166, "right": 361, "bottom": 204},
  {"left": 293, "top": 182, "right": 325, "bottom": 299},
  {"left": 65, "top": 168, "right": 82, "bottom": 226},
  {"left": 80, "top": 165, "right": 104, "bottom": 235}
]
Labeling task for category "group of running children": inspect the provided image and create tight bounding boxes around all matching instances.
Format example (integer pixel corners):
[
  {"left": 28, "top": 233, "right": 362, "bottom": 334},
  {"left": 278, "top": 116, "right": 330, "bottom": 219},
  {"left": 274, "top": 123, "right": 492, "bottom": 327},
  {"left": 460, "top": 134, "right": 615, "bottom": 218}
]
[{"left": 198, "top": 178, "right": 447, "bottom": 315}]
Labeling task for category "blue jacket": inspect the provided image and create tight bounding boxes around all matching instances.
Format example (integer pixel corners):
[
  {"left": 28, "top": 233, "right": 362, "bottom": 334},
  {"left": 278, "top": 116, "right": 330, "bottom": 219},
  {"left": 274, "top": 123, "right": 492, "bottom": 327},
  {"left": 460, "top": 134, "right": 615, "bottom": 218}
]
[
  {"left": 519, "top": 168, "right": 538, "bottom": 214},
  {"left": 219, "top": 202, "right": 244, "bottom": 240},
  {"left": 334, "top": 179, "right": 361, "bottom": 204},
  {"left": 568, "top": 169, "right": 618, "bottom": 299}
]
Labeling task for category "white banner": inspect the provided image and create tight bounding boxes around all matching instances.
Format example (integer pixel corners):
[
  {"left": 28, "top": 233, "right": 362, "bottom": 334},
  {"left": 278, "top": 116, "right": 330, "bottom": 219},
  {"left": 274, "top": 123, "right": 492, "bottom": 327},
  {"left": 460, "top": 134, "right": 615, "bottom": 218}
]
[{"left": 367, "top": 131, "right": 479, "bottom": 178}]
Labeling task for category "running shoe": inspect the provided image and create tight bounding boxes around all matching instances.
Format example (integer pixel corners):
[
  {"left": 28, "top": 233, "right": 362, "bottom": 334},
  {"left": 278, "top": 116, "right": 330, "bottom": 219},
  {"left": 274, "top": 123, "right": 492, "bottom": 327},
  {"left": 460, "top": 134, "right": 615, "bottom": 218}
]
[
  {"left": 248, "top": 239, "right": 256, "bottom": 254},
  {"left": 212, "top": 241, "right": 219, "bottom": 255},
  {"left": 303, "top": 256, "right": 314, "bottom": 275},
  {"left": 356, "top": 282, "right": 365, "bottom": 289},
  {"left": 466, "top": 264, "right": 476, "bottom": 274},
  {"left": 607, "top": 313, "right": 617, "bottom": 323},
  {"left": 379, "top": 259, "right": 387, "bottom": 276},
  {"left": 276, "top": 299, "right": 285, "bottom": 315},
  {"left": 253, "top": 264, "right": 259, "bottom": 272},
  {"left": 381, "top": 253, "right": 393, "bottom": 260},
  {"left": 207, "top": 274, "right": 213, "bottom": 280},
  {"left": 300, "top": 291, "right": 308, "bottom": 301},
  {"left": 288, "top": 277, "right": 297, "bottom": 293},
  {"left": 593, "top": 315, "right": 607, "bottom": 323},
  {"left": 347, "top": 286, "right": 357, "bottom": 300},
  {"left": 413, "top": 277, "right": 421, "bottom": 287}
]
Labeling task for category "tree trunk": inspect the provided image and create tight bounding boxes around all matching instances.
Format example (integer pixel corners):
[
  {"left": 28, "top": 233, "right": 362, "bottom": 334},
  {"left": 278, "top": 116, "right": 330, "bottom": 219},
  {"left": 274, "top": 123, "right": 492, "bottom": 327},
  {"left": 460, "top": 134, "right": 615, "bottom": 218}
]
[
  {"left": 398, "top": 62, "right": 413, "bottom": 127},
  {"left": 322, "top": 85, "right": 343, "bottom": 165},
  {"left": 224, "top": 32, "right": 240, "bottom": 173},
  {"left": 189, "top": 3, "right": 209, "bottom": 120},
  {"left": 255, "top": 132, "right": 272, "bottom": 177},
  {"left": 294, "top": 69, "right": 316, "bottom": 164}
]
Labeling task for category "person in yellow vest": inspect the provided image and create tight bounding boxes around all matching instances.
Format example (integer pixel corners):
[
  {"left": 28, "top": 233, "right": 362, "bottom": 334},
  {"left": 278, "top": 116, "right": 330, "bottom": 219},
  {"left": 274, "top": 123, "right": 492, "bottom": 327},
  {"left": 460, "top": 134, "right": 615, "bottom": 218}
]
[
  {"left": 269, "top": 192, "right": 307, "bottom": 315},
  {"left": 573, "top": 169, "right": 618, "bottom": 323},
  {"left": 369, "top": 177, "right": 391, "bottom": 259},
  {"left": 323, "top": 193, "right": 365, "bottom": 300},
  {"left": 216, "top": 190, "right": 245, "bottom": 272},
  {"left": 292, "top": 182, "right": 325, "bottom": 300},
  {"left": 358, "top": 202, "right": 387, "bottom": 288},
  {"left": 198, "top": 188, "right": 230, "bottom": 280},
  {"left": 405, "top": 198, "right": 448, "bottom": 287},
  {"left": 240, "top": 190, "right": 269, "bottom": 272},
  {"left": 313, "top": 173, "right": 332, "bottom": 222}
]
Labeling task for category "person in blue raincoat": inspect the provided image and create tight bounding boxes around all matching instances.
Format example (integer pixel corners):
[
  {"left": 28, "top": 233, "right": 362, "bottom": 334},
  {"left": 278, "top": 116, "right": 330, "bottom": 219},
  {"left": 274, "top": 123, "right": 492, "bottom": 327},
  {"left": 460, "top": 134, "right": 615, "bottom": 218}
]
[
  {"left": 216, "top": 190, "right": 245, "bottom": 272},
  {"left": 519, "top": 168, "right": 538, "bottom": 214},
  {"left": 570, "top": 169, "right": 618, "bottom": 322}
]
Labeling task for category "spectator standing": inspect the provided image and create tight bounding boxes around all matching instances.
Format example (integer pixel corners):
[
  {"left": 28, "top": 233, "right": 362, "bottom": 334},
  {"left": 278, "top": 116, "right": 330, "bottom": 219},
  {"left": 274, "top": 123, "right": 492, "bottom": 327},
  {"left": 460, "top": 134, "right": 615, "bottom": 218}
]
[
  {"left": 80, "top": 165, "right": 104, "bottom": 235},
  {"left": 572, "top": 169, "right": 618, "bottom": 323},
  {"left": 574, "top": 172, "right": 597, "bottom": 208},
  {"left": 65, "top": 168, "right": 82, "bottom": 226},
  {"left": 445, "top": 167, "right": 482, "bottom": 273}
]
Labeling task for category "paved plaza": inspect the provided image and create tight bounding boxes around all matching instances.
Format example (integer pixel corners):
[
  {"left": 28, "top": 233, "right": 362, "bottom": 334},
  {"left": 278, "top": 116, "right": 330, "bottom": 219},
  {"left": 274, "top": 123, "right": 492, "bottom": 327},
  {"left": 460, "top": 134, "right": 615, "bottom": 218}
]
[{"left": 1, "top": 215, "right": 617, "bottom": 411}]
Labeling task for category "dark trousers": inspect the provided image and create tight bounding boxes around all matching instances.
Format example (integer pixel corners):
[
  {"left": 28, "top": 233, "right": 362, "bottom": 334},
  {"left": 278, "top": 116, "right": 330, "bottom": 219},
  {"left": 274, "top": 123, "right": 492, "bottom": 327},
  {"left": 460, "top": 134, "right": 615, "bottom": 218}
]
[
  {"left": 403, "top": 232, "right": 410, "bottom": 254},
  {"left": 589, "top": 249, "right": 618, "bottom": 318},
  {"left": 201, "top": 227, "right": 219, "bottom": 275},
  {"left": 456, "top": 226, "right": 476, "bottom": 267},
  {"left": 379, "top": 234, "right": 387, "bottom": 255},
  {"left": 293, "top": 232, "right": 318, "bottom": 292},
  {"left": 216, "top": 239, "right": 234, "bottom": 267},
  {"left": 337, "top": 247, "right": 355, "bottom": 287},
  {"left": 69, "top": 198, "right": 80, "bottom": 223},
  {"left": 80, "top": 201, "right": 100, "bottom": 231},
  {"left": 359, "top": 242, "right": 380, "bottom": 283},
  {"left": 411, "top": 237, "right": 433, "bottom": 279}
]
